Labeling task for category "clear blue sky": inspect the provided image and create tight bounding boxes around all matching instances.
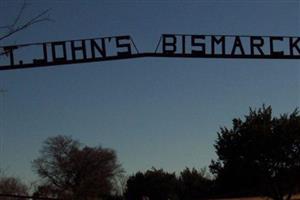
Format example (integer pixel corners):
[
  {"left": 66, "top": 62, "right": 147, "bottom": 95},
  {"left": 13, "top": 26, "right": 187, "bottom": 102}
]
[{"left": 0, "top": 0, "right": 299, "bottom": 183}]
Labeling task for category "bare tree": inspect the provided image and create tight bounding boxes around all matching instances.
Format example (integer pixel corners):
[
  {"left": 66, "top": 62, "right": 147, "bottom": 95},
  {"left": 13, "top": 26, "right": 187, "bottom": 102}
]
[
  {"left": 0, "top": 176, "right": 28, "bottom": 200},
  {"left": 33, "top": 135, "right": 124, "bottom": 200}
]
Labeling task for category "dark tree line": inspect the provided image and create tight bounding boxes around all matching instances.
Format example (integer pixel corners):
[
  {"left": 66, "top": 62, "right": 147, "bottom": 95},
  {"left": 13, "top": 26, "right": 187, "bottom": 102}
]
[
  {"left": 0, "top": 175, "right": 28, "bottom": 200},
  {"left": 210, "top": 105, "right": 300, "bottom": 200},
  {"left": 1, "top": 105, "right": 300, "bottom": 200},
  {"left": 125, "top": 105, "right": 300, "bottom": 200},
  {"left": 125, "top": 168, "right": 213, "bottom": 200}
]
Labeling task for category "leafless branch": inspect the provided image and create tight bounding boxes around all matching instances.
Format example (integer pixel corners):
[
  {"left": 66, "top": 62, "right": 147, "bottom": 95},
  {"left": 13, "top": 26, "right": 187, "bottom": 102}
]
[
  {"left": 0, "top": 0, "right": 28, "bottom": 31},
  {"left": 0, "top": 1, "right": 52, "bottom": 58},
  {"left": 0, "top": 8, "right": 52, "bottom": 41},
  {"left": 12, "top": 0, "right": 28, "bottom": 28}
]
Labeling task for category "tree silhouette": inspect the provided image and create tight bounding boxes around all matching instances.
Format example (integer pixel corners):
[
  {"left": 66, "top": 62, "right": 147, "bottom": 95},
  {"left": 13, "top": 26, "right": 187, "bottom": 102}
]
[
  {"left": 210, "top": 105, "right": 300, "bottom": 200},
  {"left": 125, "top": 168, "right": 179, "bottom": 200},
  {"left": 178, "top": 167, "right": 213, "bottom": 200},
  {"left": 33, "top": 135, "right": 123, "bottom": 200},
  {"left": 0, "top": 176, "right": 28, "bottom": 200}
]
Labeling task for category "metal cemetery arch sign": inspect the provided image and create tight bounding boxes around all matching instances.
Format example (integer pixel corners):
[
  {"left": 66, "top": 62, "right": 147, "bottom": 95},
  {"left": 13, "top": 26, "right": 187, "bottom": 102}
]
[{"left": 1, "top": 33, "right": 300, "bottom": 71}]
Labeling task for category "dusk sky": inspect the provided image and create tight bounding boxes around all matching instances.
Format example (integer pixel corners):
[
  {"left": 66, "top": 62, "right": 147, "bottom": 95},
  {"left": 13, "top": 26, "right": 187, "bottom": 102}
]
[{"left": 0, "top": 0, "right": 299, "bottom": 183}]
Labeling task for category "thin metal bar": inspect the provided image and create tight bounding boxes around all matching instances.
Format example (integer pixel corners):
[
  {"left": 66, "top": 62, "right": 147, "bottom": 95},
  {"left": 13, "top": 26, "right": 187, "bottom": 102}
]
[
  {"left": 1, "top": 52, "right": 300, "bottom": 71},
  {"left": 130, "top": 36, "right": 140, "bottom": 53},
  {"left": 154, "top": 36, "right": 162, "bottom": 53}
]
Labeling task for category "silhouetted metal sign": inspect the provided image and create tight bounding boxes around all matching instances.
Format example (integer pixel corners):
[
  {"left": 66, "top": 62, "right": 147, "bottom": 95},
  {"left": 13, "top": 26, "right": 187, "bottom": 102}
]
[{"left": 1, "top": 34, "right": 300, "bottom": 71}]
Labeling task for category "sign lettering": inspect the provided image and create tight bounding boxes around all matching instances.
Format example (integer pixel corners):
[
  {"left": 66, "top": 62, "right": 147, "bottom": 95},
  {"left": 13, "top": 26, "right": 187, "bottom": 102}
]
[{"left": 1, "top": 34, "right": 300, "bottom": 71}]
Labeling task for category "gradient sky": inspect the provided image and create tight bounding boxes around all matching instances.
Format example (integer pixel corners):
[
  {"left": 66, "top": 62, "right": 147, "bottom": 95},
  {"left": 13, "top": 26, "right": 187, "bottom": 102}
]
[{"left": 0, "top": 0, "right": 299, "bottom": 183}]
